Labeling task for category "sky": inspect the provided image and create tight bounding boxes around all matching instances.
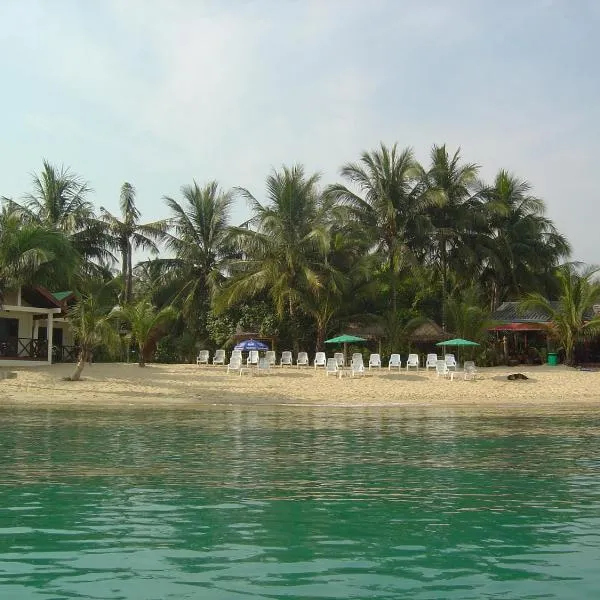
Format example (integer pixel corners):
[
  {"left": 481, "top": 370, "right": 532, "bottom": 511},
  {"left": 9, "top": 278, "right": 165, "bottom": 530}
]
[{"left": 1, "top": 0, "right": 598, "bottom": 263}]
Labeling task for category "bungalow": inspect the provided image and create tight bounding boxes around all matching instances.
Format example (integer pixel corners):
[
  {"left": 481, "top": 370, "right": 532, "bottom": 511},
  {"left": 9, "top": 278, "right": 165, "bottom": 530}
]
[
  {"left": 0, "top": 286, "right": 77, "bottom": 366},
  {"left": 490, "top": 301, "right": 600, "bottom": 363}
]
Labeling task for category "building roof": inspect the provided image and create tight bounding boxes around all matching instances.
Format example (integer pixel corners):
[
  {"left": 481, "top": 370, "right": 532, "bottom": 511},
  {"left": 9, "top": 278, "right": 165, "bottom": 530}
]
[
  {"left": 492, "top": 301, "right": 598, "bottom": 324},
  {"left": 52, "top": 291, "right": 74, "bottom": 302},
  {"left": 408, "top": 320, "right": 446, "bottom": 342},
  {"left": 21, "top": 286, "right": 64, "bottom": 309}
]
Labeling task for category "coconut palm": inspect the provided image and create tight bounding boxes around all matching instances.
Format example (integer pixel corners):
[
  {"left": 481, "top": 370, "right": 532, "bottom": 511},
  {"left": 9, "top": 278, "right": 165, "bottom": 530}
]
[
  {"left": 220, "top": 166, "right": 330, "bottom": 349},
  {"left": 422, "top": 145, "right": 480, "bottom": 328},
  {"left": 328, "top": 143, "right": 430, "bottom": 318},
  {"left": 161, "top": 180, "right": 234, "bottom": 337},
  {"left": 66, "top": 281, "right": 120, "bottom": 381},
  {"left": 112, "top": 300, "right": 177, "bottom": 367},
  {"left": 3, "top": 161, "right": 113, "bottom": 270},
  {"left": 101, "top": 182, "right": 168, "bottom": 304},
  {"left": 520, "top": 265, "right": 600, "bottom": 366},
  {"left": 478, "top": 170, "right": 571, "bottom": 309},
  {"left": 0, "top": 205, "right": 78, "bottom": 300}
]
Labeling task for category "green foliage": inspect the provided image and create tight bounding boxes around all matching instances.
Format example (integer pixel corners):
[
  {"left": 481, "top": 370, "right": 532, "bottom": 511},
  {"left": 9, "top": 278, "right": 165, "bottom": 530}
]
[
  {"left": 112, "top": 299, "right": 177, "bottom": 366},
  {"left": 521, "top": 265, "right": 600, "bottom": 366},
  {"left": 66, "top": 280, "right": 120, "bottom": 380},
  {"left": 0, "top": 146, "right": 581, "bottom": 365}
]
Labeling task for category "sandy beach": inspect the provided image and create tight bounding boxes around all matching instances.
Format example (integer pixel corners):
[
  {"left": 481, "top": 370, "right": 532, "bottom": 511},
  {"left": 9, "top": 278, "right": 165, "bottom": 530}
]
[{"left": 0, "top": 362, "right": 599, "bottom": 410}]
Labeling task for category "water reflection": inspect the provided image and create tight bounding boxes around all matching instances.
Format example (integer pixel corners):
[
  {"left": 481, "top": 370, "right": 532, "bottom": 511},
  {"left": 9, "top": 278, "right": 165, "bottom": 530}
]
[{"left": 0, "top": 406, "right": 599, "bottom": 599}]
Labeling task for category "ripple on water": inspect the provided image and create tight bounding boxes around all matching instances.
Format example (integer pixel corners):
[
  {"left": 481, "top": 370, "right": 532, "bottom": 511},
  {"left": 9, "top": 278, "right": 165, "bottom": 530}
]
[{"left": 0, "top": 406, "right": 599, "bottom": 599}]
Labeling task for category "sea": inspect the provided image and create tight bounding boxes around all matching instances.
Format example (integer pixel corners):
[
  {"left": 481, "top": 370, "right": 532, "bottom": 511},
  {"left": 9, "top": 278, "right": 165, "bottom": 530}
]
[{"left": 1, "top": 405, "right": 599, "bottom": 599}]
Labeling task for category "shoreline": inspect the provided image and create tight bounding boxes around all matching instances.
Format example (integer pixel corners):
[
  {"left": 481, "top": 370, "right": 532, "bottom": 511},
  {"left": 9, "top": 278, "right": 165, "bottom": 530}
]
[{"left": 1, "top": 362, "right": 599, "bottom": 413}]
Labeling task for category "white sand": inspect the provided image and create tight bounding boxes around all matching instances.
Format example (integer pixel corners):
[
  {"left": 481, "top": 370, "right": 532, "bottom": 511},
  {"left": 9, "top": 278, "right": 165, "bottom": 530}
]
[{"left": 0, "top": 362, "right": 599, "bottom": 411}]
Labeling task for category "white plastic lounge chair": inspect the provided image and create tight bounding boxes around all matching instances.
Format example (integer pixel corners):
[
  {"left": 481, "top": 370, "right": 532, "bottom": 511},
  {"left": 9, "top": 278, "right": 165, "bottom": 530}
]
[
  {"left": 445, "top": 354, "right": 457, "bottom": 370},
  {"left": 280, "top": 351, "right": 293, "bottom": 367},
  {"left": 351, "top": 353, "right": 362, "bottom": 365},
  {"left": 406, "top": 353, "right": 419, "bottom": 371},
  {"left": 388, "top": 353, "right": 401, "bottom": 370},
  {"left": 297, "top": 351, "right": 309, "bottom": 367},
  {"left": 196, "top": 350, "right": 209, "bottom": 365},
  {"left": 463, "top": 361, "right": 479, "bottom": 380},
  {"left": 351, "top": 357, "right": 365, "bottom": 377},
  {"left": 325, "top": 358, "right": 339, "bottom": 377},
  {"left": 226, "top": 356, "right": 242, "bottom": 375},
  {"left": 231, "top": 349, "right": 242, "bottom": 362},
  {"left": 265, "top": 350, "right": 276, "bottom": 366},
  {"left": 368, "top": 353, "right": 381, "bottom": 370},
  {"left": 256, "top": 357, "right": 271, "bottom": 375},
  {"left": 436, "top": 359, "right": 452, "bottom": 379},
  {"left": 425, "top": 353, "right": 438, "bottom": 371},
  {"left": 334, "top": 352, "right": 345, "bottom": 367},
  {"left": 213, "top": 349, "right": 226, "bottom": 365},
  {"left": 314, "top": 352, "right": 326, "bottom": 369},
  {"left": 246, "top": 350, "right": 259, "bottom": 366}
]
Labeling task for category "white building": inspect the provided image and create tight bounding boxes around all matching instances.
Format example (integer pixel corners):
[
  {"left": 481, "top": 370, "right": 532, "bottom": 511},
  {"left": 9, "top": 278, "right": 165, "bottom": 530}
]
[{"left": 0, "top": 286, "right": 76, "bottom": 366}]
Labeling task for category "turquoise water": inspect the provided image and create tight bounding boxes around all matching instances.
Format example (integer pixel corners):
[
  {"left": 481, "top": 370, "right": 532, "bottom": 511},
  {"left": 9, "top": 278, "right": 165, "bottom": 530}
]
[{"left": 1, "top": 407, "right": 599, "bottom": 599}]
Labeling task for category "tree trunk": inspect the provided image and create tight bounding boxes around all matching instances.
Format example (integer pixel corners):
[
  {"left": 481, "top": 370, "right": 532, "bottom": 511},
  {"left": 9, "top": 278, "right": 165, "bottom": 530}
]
[
  {"left": 70, "top": 349, "right": 88, "bottom": 381},
  {"left": 441, "top": 240, "right": 448, "bottom": 332},
  {"left": 315, "top": 321, "right": 325, "bottom": 352},
  {"left": 138, "top": 343, "right": 146, "bottom": 367},
  {"left": 126, "top": 240, "right": 133, "bottom": 304},
  {"left": 120, "top": 249, "right": 128, "bottom": 304}
]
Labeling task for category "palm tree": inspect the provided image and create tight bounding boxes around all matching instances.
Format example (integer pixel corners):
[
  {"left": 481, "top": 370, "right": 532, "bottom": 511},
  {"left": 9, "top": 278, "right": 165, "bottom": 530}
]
[
  {"left": 478, "top": 170, "right": 571, "bottom": 309},
  {"left": 113, "top": 300, "right": 177, "bottom": 367},
  {"left": 0, "top": 205, "right": 78, "bottom": 301},
  {"left": 328, "top": 143, "right": 429, "bottom": 319},
  {"left": 101, "top": 182, "right": 167, "bottom": 304},
  {"left": 423, "top": 145, "right": 480, "bottom": 329},
  {"left": 520, "top": 265, "right": 600, "bottom": 366},
  {"left": 220, "top": 166, "right": 330, "bottom": 350},
  {"left": 66, "top": 281, "right": 120, "bottom": 381},
  {"left": 162, "top": 180, "right": 234, "bottom": 338},
  {"left": 3, "top": 161, "right": 113, "bottom": 269}
]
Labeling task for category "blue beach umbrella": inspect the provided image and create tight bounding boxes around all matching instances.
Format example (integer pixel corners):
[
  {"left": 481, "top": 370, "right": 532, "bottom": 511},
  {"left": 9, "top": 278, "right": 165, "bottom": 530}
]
[{"left": 234, "top": 338, "right": 269, "bottom": 351}]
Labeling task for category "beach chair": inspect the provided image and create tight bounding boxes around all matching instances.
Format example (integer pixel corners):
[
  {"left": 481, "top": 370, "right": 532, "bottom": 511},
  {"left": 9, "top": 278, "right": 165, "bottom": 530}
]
[
  {"left": 334, "top": 352, "right": 345, "bottom": 367},
  {"left": 297, "top": 351, "right": 309, "bottom": 367},
  {"left": 196, "top": 350, "right": 209, "bottom": 365},
  {"left": 265, "top": 350, "right": 276, "bottom": 366},
  {"left": 406, "top": 353, "right": 419, "bottom": 371},
  {"left": 280, "top": 351, "right": 293, "bottom": 367},
  {"left": 425, "top": 353, "right": 438, "bottom": 371},
  {"left": 351, "top": 357, "right": 365, "bottom": 377},
  {"left": 226, "top": 355, "right": 242, "bottom": 375},
  {"left": 314, "top": 352, "right": 326, "bottom": 369},
  {"left": 351, "top": 353, "right": 362, "bottom": 365},
  {"left": 368, "top": 353, "right": 381, "bottom": 370},
  {"left": 463, "top": 361, "right": 479, "bottom": 380},
  {"left": 445, "top": 354, "right": 457, "bottom": 370},
  {"left": 325, "top": 358, "right": 339, "bottom": 377},
  {"left": 436, "top": 359, "right": 452, "bottom": 379},
  {"left": 388, "top": 353, "right": 401, "bottom": 370},
  {"left": 231, "top": 349, "right": 242, "bottom": 362},
  {"left": 256, "top": 357, "right": 271, "bottom": 375},
  {"left": 213, "top": 349, "right": 226, "bottom": 365},
  {"left": 246, "top": 350, "right": 259, "bottom": 366}
]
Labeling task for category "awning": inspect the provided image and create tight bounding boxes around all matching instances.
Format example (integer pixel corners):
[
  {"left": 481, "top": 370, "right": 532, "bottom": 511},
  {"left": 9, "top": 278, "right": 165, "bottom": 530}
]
[{"left": 488, "top": 323, "right": 546, "bottom": 332}]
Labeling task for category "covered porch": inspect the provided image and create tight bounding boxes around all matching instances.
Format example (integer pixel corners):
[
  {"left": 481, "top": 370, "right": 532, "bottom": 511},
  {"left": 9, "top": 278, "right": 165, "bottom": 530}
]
[{"left": 0, "top": 286, "right": 77, "bottom": 366}]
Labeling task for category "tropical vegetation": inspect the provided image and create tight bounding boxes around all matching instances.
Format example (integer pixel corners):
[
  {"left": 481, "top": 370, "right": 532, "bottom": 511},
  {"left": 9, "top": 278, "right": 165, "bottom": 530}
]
[{"left": 2, "top": 143, "right": 594, "bottom": 370}]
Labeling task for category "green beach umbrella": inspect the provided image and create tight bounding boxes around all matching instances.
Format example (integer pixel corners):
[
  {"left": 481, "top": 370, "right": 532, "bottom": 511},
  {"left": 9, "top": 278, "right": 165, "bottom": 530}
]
[
  {"left": 325, "top": 334, "right": 366, "bottom": 366},
  {"left": 436, "top": 338, "right": 480, "bottom": 364},
  {"left": 436, "top": 338, "right": 480, "bottom": 347}
]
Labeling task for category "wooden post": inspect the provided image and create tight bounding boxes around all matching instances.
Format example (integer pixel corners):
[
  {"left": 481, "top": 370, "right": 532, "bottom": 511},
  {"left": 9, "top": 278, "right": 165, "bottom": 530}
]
[{"left": 47, "top": 312, "right": 53, "bottom": 364}]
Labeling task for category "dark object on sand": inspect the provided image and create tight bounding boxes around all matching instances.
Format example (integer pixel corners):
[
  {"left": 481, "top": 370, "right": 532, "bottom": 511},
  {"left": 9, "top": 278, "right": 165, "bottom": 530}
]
[{"left": 507, "top": 373, "right": 528, "bottom": 381}]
